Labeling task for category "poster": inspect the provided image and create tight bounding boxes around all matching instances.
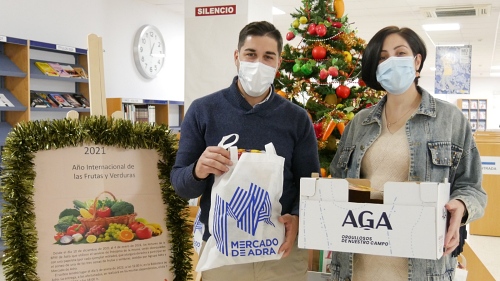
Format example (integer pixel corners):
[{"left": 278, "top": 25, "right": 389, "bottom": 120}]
[
  {"left": 33, "top": 145, "right": 173, "bottom": 281},
  {"left": 434, "top": 45, "right": 472, "bottom": 94}
]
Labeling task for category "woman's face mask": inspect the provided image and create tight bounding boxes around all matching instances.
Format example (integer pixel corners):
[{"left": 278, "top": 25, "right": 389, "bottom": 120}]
[
  {"left": 376, "top": 56, "right": 416, "bottom": 95},
  {"left": 238, "top": 59, "right": 277, "bottom": 97}
]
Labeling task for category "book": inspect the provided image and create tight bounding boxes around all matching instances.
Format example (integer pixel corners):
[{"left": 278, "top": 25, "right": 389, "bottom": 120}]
[
  {"left": 73, "top": 67, "right": 88, "bottom": 79},
  {"left": 62, "top": 93, "right": 82, "bottom": 108},
  {"left": 60, "top": 65, "right": 81, "bottom": 78},
  {"left": 148, "top": 105, "right": 156, "bottom": 125},
  {"left": 36, "top": 92, "right": 59, "bottom": 108},
  {"left": 48, "top": 62, "right": 71, "bottom": 77},
  {"left": 34, "top": 61, "right": 58, "bottom": 76},
  {"left": 134, "top": 105, "right": 149, "bottom": 123},
  {"left": 30, "top": 92, "right": 50, "bottom": 108},
  {"left": 48, "top": 93, "right": 73, "bottom": 107},
  {"left": 73, "top": 94, "right": 90, "bottom": 108},
  {"left": 0, "top": 94, "right": 15, "bottom": 107}
]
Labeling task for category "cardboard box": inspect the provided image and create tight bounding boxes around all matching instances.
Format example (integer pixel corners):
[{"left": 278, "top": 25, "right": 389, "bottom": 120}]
[
  {"left": 299, "top": 178, "right": 450, "bottom": 260},
  {"left": 307, "top": 271, "right": 333, "bottom": 281}
]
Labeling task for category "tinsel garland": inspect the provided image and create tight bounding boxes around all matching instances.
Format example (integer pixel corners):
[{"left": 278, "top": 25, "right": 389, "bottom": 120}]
[{"left": 0, "top": 116, "right": 192, "bottom": 281}]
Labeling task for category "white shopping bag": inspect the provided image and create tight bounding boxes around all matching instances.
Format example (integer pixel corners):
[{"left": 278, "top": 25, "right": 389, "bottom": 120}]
[
  {"left": 192, "top": 208, "right": 204, "bottom": 255},
  {"left": 454, "top": 254, "right": 468, "bottom": 281},
  {"left": 196, "top": 134, "right": 285, "bottom": 272}
]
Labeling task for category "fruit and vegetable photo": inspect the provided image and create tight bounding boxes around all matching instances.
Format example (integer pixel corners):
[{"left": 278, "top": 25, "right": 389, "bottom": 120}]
[{"left": 53, "top": 191, "right": 163, "bottom": 245}]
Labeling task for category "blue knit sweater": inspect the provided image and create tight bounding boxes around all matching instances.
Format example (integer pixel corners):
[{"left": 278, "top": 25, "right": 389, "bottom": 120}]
[{"left": 171, "top": 76, "right": 320, "bottom": 240}]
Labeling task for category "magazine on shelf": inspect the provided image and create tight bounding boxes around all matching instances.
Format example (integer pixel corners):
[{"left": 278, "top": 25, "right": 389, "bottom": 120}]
[
  {"left": 470, "top": 100, "right": 478, "bottom": 109},
  {"left": 36, "top": 92, "right": 59, "bottom": 108},
  {"left": 30, "top": 92, "right": 50, "bottom": 108},
  {"left": 0, "top": 94, "right": 15, "bottom": 107},
  {"left": 48, "top": 63, "right": 71, "bottom": 77},
  {"left": 34, "top": 61, "right": 58, "bottom": 76},
  {"left": 72, "top": 67, "right": 88, "bottom": 79},
  {"left": 60, "top": 65, "right": 81, "bottom": 78},
  {"left": 48, "top": 93, "right": 73, "bottom": 108},
  {"left": 73, "top": 94, "right": 90, "bottom": 108},
  {"left": 61, "top": 94, "right": 82, "bottom": 108},
  {"left": 478, "top": 121, "right": 486, "bottom": 130}
]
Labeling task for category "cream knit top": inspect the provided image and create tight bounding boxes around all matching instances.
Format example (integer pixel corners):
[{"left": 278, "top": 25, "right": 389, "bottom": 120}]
[{"left": 352, "top": 108, "right": 411, "bottom": 281}]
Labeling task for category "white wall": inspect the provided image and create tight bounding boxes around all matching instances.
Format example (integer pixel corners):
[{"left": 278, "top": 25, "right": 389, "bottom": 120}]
[
  {"left": 0, "top": 0, "right": 184, "bottom": 102},
  {"left": 1, "top": 0, "right": 497, "bottom": 129},
  {"left": 419, "top": 76, "right": 500, "bottom": 130}
]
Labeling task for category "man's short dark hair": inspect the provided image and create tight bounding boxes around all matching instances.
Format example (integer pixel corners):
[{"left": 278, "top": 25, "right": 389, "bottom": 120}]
[{"left": 238, "top": 21, "right": 283, "bottom": 54}]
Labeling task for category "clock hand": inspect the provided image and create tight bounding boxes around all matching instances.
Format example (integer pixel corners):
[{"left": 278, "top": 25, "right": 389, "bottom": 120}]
[{"left": 150, "top": 36, "right": 155, "bottom": 55}]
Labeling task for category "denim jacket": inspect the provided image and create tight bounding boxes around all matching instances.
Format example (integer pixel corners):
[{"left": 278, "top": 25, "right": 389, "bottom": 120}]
[{"left": 328, "top": 87, "right": 487, "bottom": 281}]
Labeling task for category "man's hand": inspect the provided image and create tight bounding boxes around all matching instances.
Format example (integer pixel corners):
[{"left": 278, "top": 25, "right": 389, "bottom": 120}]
[
  {"left": 278, "top": 214, "right": 299, "bottom": 258},
  {"left": 443, "top": 199, "right": 466, "bottom": 255},
  {"left": 194, "top": 146, "right": 232, "bottom": 179}
]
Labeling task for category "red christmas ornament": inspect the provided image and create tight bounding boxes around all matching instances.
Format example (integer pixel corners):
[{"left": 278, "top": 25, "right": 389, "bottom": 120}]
[
  {"left": 319, "top": 69, "right": 328, "bottom": 80},
  {"left": 312, "top": 46, "right": 327, "bottom": 59},
  {"left": 313, "top": 123, "right": 323, "bottom": 139},
  {"left": 332, "top": 22, "right": 343, "bottom": 28},
  {"left": 286, "top": 31, "right": 295, "bottom": 41},
  {"left": 336, "top": 85, "right": 351, "bottom": 99},
  {"left": 315, "top": 24, "right": 327, "bottom": 37},
  {"left": 328, "top": 66, "right": 339, "bottom": 77},
  {"left": 308, "top": 23, "right": 317, "bottom": 35}
]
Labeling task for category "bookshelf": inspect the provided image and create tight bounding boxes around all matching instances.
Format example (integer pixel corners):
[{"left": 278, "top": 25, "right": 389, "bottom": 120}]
[
  {"left": 457, "top": 98, "right": 487, "bottom": 132},
  {"left": 29, "top": 40, "right": 90, "bottom": 120},
  {"left": 107, "top": 98, "right": 184, "bottom": 131},
  {"left": 0, "top": 35, "right": 91, "bottom": 252},
  {"left": 0, "top": 36, "right": 29, "bottom": 146}
]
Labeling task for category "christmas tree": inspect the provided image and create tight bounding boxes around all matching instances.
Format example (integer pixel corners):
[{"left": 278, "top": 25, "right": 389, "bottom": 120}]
[{"left": 274, "top": 0, "right": 385, "bottom": 174}]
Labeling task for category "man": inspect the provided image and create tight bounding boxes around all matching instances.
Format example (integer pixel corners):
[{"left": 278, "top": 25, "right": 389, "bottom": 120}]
[{"left": 171, "top": 21, "right": 319, "bottom": 281}]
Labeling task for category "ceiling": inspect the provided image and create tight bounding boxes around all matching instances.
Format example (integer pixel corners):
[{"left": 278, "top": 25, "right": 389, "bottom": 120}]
[{"left": 143, "top": 0, "right": 500, "bottom": 78}]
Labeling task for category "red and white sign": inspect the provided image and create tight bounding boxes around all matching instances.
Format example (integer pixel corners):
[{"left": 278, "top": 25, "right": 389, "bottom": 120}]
[{"left": 195, "top": 5, "right": 236, "bottom": 16}]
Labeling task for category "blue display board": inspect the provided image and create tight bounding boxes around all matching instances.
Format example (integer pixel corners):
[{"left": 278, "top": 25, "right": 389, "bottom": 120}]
[{"left": 434, "top": 45, "right": 472, "bottom": 94}]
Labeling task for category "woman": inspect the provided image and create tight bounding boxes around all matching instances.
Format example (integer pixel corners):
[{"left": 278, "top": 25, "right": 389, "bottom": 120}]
[{"left": 328, "top": 26, "right": 487, "bottom": 280}]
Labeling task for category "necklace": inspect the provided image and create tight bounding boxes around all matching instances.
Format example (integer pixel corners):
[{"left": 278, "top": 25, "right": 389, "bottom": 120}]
[{"left": 385, "top": 104, "right": 417, "bottom": 128}]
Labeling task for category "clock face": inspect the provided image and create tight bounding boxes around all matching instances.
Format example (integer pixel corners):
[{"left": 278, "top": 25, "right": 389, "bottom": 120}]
[{"left": 133, "top": 25, "right": 166, "bottom": 79}]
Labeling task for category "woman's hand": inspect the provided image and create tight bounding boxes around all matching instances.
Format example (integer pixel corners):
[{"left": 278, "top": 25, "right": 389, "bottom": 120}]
[{"left": 443, "top": 199, "right": 466, "bottom": 255}]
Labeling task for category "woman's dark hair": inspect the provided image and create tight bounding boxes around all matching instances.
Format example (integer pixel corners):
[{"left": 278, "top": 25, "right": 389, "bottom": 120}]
[
  {"left": 361, "top": 26, "right": 427, "bottom": 90},
  {"left": 238, "top": 21, "right": 283, "bottom": 54}
]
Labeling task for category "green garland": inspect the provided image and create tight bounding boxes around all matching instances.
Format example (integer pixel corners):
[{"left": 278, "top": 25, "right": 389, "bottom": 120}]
[{"left": 0, "top": 116, "right": 193, "bottom": 281}]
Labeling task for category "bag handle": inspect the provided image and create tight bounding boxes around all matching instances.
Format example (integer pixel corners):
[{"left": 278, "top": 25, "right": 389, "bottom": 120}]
[
  {"left": 217, "top": 134, "right": 239, "bottom": 149},
  {"left": 264, "top": 143, "right": 277, "bottom": 155},
  {"left": 218, "top": 134, "right": 239, "bottom": 163}
]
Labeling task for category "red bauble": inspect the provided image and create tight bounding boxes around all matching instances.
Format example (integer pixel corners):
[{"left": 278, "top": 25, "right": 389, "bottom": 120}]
[
  {"left": 312, "top": 46, "right": 327, "bottom": 60},
  {"left": 328, "top": 66, "right": 339, "bottom": 77},
  {"left": 332, "top": 22, "right": 343, "bottom": 28},
  {"left": 315, "top": 24, "right": 327, "bottom": 37},
  {"left": 319, "top": 69, "right": 328, "bottom": 80},
  {"left": 308, "top": 23, "right": 317, "bottom": 35},
  {"left": 336, "top": 85, "right": 351, "bottom": 99},
  {"left": 313, "top": 123, "right": 323, "bottom": 139},
  {"left": 286, "top": 31, "right": 295, "bottom": 41}
]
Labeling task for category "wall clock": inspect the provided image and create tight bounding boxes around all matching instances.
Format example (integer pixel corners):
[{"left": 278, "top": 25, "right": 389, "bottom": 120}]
[{"left": 133, "top": 24, "right": 166, "bottom": 79}]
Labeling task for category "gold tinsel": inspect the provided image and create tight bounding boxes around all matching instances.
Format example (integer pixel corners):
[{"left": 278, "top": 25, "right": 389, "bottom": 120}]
[{"left": 339, "top": 32, "right": 366, "bottom": 50}]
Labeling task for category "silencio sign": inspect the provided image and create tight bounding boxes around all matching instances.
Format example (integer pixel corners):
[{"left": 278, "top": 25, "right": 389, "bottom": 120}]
[{"left": 195, "top": 5, "right": 236, "bottom": 16}]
